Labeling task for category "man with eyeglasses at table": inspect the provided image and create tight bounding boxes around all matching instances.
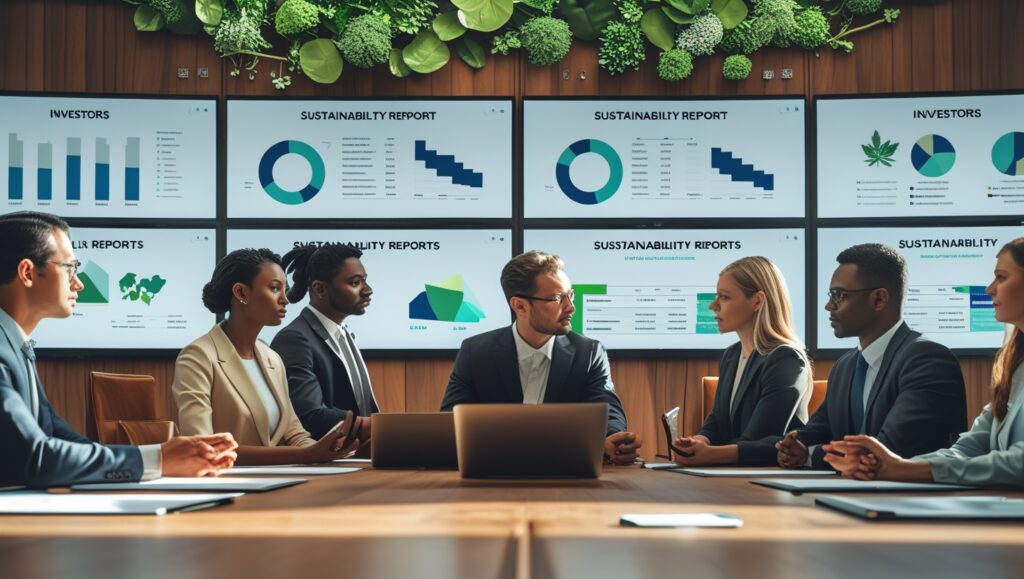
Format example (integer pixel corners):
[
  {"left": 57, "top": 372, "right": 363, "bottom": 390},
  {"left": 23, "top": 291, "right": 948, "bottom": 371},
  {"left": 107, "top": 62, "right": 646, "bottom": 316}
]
[
  {"left": 0, "top": 211, "right": 238, "bottom": 488},
  {"left": 440, "top": 250, "right": 642, "bottom": 464},
  {"left": 775, "top": 243, "right": 967, "bottom": 470}
]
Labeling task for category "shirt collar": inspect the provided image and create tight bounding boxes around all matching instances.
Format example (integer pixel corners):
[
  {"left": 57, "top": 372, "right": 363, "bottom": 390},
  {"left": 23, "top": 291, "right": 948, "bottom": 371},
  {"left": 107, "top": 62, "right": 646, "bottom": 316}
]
[
  {"left": 859, "top": 319, "right": 903, "bottom": 370},
  {"left": 511, "top": 322, "right": 554, "bottom": 363},
  {"left": 307, "top": 304, "right": 344, "bottom": 340},
  {"left": 0, "top": 306, "right": 30, "bottom": 348}
]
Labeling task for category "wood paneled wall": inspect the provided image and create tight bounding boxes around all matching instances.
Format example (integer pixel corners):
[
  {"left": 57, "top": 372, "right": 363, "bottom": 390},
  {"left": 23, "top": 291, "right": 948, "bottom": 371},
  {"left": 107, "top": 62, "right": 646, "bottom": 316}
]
[{"left": 5, "top": 0, "right": 1022, "bottom": 460}]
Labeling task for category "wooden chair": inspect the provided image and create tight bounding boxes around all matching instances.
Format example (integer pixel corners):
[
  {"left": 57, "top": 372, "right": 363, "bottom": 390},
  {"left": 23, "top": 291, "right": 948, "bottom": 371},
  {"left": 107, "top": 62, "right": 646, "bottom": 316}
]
[
  {"left": 90, "top": 371, "right": 176, "bottom": 445},
  {"left": 810, "top": 380, "right": 828, "bottom": 415}
]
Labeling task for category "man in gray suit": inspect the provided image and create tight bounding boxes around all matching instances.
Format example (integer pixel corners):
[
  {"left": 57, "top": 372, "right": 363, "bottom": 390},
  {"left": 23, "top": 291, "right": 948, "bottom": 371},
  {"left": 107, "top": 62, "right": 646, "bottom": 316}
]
[
  {"left": 440, "top": 250, "right": 642, "bottom": 464},
  {"left": 776, "top": 243, "right": 967, "bottom": 469},
  {"left": 0, "top": 212, "right": 238, "bottom": 488}
]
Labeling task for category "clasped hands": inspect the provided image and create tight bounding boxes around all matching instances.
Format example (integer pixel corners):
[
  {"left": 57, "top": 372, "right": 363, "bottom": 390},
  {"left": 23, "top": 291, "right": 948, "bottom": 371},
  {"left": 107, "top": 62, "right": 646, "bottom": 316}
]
[
  {"left": 160, "top": 432, "right": 239, "bottom": 477},
  {"left": 774, "top": 430, "right": 901, "bottom": 480},
  {"left": 312, "top": 411, "right": 370, "bottom": 463},
  {"left": 604, "top": 431, "right": 642, "bottom": 465}
]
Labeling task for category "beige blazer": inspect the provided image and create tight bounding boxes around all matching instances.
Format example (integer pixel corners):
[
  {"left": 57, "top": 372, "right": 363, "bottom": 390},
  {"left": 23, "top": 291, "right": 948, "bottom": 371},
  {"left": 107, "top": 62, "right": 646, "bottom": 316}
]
[{"left": 172, "top": 324, "right": 315, "bottom": 448}]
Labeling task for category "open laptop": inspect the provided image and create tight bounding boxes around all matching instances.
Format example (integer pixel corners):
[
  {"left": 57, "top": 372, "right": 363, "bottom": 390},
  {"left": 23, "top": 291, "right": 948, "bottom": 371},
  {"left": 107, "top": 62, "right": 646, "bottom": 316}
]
[
  {"left": 453, "top": 403, "right": 608, "bottom": 478},
  {"left": 371, "top": 412, "right": 458, "bottom": 469}
]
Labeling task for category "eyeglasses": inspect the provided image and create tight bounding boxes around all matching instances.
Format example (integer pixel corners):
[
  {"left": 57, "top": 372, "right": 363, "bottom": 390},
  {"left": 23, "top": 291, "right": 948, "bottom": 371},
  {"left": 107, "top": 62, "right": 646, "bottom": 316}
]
[
  {"left": 826, "top": 287, "right": 880, "bottom": 304},
  {"left": 514, "top": 288, "right": 575, "bottom": 306},
  {"left": 48, "top": 259, "right": 81, "bottom": 278}
]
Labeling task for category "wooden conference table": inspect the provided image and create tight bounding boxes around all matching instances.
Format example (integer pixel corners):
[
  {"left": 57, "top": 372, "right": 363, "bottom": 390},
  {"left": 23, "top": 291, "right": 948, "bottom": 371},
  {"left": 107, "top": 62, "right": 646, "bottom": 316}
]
[{"left": 1, "top": 466, "right": 1022, "bottom": 579}]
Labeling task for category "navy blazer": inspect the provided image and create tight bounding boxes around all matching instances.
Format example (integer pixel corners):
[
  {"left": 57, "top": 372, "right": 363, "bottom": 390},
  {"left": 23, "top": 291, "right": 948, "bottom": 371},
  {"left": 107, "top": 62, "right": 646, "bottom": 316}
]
[
  {"left": 698, "top": 343, "right": 809, "bottom": 466},
  {"left": 271, "top": 307, "right": 378, "bottom": 439},
  {"left": 440, "top": 327, "right": 627, "bottom": 436},
  {"left": 793, "top": 323, "right": 967, "bottom": 468},
  {"left": 0, "top": 318, "right": 141, "bottom": 488}
]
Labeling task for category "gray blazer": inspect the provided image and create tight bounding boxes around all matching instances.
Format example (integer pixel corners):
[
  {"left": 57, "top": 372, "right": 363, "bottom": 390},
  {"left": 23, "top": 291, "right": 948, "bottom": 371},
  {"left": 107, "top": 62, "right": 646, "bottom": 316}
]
[
  {"left": 915, "top": 366, "right": 1024, "bottom": 487},
  {"left": 0, "top": 314, "right": 141, "bottom": 488}
]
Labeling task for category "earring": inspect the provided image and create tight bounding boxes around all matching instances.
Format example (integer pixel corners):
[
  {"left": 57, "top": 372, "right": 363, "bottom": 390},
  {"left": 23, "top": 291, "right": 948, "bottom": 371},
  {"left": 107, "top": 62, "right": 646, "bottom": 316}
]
[{"left": 239, "top": 297, "right": 248, "bottom": 305}]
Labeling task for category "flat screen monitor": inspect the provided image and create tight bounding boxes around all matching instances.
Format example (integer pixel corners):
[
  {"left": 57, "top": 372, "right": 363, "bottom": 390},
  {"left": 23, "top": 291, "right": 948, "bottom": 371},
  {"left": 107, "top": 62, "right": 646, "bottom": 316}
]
[
  {"left": 523, "top": 228, "right": 807, "bottom": 351},
  {"left": 226, "top": 229, "right": 513, "bottom": 350},
  {"left": 816, "top": 226, "right": 1015, "bottom": 351},
  {"left": 523, "top": 98, "right": 806, "bottom": 218},
  {"left": 817, "top": 92, "right": 1024, "bottom": 218},
  {"left": 0, "top": 93, "right": 217, "bottom": 218},
  {"left": 227, "top": 98, "right": 513, "bottom": 218},
  {"left": 33, "top": 227, "right": 216, "bottom": 351}
]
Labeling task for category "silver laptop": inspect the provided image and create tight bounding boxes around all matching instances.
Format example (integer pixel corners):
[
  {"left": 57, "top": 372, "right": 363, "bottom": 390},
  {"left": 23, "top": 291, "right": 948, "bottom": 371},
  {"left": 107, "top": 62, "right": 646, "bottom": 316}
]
[
  {"left": 371, "top": 412, "right": 458, "bottom": 469},
  {"left": 453, "top": 403, "right": 608, "bottom": 478}
]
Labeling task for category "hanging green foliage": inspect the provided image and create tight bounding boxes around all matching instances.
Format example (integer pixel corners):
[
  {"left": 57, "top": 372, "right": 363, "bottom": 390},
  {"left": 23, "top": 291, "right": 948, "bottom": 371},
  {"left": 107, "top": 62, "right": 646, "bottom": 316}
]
[{"left": 120, "top": 0, "right": 909, "bottom": 85}]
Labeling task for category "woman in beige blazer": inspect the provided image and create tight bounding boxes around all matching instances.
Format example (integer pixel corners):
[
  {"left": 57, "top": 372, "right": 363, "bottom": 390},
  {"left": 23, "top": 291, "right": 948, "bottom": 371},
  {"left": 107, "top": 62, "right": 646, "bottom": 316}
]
[
  {"left": 825, "top": 237, "right": 1024, "bottom": 487},
  {"left": 173, "top": 248, "right": 361, "bottom": 465}
]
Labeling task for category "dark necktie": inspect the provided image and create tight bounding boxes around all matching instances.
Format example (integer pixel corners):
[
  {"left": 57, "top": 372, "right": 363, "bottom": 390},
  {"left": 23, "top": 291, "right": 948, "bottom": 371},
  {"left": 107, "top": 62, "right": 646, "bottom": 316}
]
[
  {"left": 21, "top": 339, "right": 40, "bottom": 420},
  {"left": 849, "top": 351, "right": 869, "bottom": 433}
]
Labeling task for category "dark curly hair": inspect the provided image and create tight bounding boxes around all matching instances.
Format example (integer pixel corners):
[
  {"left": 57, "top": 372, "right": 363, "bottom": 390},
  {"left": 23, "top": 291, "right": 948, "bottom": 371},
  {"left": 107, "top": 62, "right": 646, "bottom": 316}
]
[
  {"left": 281, "top": 243, "right": 363, "bottom": 303},
  {"left": 202, "top": 248, "right": 282, "bottom": 314}
]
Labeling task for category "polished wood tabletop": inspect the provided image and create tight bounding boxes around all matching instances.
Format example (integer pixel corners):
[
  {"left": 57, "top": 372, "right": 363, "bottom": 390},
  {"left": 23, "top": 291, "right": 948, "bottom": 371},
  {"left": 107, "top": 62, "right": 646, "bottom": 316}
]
[{"left": 1, "top": 466, "right": 1022, "bottom": 579}]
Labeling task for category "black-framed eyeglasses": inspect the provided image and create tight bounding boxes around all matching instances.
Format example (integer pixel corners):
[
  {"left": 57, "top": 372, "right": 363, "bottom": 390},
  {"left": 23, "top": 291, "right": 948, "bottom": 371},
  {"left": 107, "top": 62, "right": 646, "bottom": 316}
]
[
  {"left": 514, "top": 289, "right": 576, "bottom": 306},
  {"left": 826, "top": 287, "right": 880, "bottom": 304},
  {"left": 48, "top": 259, "right": 81, "bottom": 278}
]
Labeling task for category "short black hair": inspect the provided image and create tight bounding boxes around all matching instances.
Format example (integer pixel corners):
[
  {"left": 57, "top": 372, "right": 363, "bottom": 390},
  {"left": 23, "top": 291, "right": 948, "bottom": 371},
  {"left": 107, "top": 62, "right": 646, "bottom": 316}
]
[
  {"left": 836, "top": 243, "right": 907, "bottom": 305},
  {"left": 201, "top": 248, "right": 282, "bottom": 314},
  {"left": 500, "top": 251, "right": 564, "bottom": 303},
  {"left": 281, "top": 243, "right": 363, "bottom": 303},
  {"left": 0, "top": 211, "right": 71, "bottom": 284}
]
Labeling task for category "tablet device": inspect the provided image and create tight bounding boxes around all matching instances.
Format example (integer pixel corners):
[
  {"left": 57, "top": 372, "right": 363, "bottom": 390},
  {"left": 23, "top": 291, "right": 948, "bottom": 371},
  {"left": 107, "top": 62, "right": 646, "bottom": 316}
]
[
  {"left": 371, "top": 412, "right": 458, "bottom": 469},
  {"left": 816, "top": 495, "right": 1024, "bottom": 520},
  {"left": 453, "top": 403, "right": 608, "bottom": 478},
  {"left": 750, "top": 478, "right": 976, "bottom": 494}
]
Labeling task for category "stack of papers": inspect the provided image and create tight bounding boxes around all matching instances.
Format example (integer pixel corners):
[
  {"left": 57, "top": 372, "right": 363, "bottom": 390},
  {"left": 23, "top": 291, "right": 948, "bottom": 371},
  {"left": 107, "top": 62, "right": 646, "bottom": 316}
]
[
  {"left": 0, "top": 491, "right": 240, "bottom": 515},
  {"left": 71, "top": 477, "right": 307, "bottom": 492}
]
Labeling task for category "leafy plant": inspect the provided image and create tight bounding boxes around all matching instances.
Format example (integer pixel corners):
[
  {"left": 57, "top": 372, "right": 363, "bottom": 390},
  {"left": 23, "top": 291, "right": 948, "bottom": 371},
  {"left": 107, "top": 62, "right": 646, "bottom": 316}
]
[
  {"left": 722, "top": 53, "right": 751, "bottom": 79},
  {"left": 520, "top": 16, "right": 573, "bottom": 66},
  {"left": 598, "top": 20, "right": 645, "bottom": 74},
  {"left": 862, "top": 130, "right": 899, "bottom": 167},
  {"left": 657, "top": 48, "right": 693, "bottom": 81}
]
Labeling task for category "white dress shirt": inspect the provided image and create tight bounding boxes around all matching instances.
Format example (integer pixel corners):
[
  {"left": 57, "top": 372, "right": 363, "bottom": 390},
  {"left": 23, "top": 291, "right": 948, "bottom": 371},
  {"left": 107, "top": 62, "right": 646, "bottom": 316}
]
[
  {"left": 511, "top": 323, "right": 555, "bottom": 405},
  {"left": 307, "top": 305, "right": 377, "bottom": 416},
  {"left": 240, "top": 358, "right": 281, "bottom": 435}
]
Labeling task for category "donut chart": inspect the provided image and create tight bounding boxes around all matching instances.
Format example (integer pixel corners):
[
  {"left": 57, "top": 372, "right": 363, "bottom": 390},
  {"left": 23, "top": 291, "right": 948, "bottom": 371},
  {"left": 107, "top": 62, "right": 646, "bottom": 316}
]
[
  {"left": 910, "top": 134, "right": 956, "bottom": 178},
  {"left": 991, "top": 131, "right": 1024, "bottom": 176},
  {"left": 555, "top": 139, "right": 623, "bottom": 205},
  {"left": 258, "top": 140, "right": 325, "bottom": 205}
]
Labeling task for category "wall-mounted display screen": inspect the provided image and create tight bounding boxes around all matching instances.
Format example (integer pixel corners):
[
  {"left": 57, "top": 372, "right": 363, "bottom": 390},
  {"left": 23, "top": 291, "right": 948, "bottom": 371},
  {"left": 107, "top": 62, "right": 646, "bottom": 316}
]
[
  {"left": 523, "top": 228, "right": 806, "bottom": 350},
  {"left": 33, "top": 227, "right": 216, "bottom": 350},
  {"left": 0, "top": 94, "right": 217, "bottom": 218},
  {"left": 817, "top": 93, "right": 1024, "bottom": 218},
  {"left": 523, "top": 98, "right": 806, "bottom": 218},
  {"left": 227, "top": 229, "right": 513, "bottom": 349},
  {"left": 227, "top": 99, "right": 513, "bottom": 218},
  {"left": 816, "top": 226, "right": 1015, "bottom": 351}
]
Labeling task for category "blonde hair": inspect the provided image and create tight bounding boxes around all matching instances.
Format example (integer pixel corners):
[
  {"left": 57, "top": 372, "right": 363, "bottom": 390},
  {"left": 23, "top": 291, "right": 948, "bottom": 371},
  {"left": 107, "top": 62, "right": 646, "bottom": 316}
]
[{"left": 720, "top": 256, "right": 813, "bottom": 385}]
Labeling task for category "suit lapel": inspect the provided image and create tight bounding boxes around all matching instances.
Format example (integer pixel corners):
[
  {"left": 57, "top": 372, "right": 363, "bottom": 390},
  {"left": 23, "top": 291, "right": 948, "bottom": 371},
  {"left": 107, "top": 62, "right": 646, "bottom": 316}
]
[
  {"left": 996, "top": 389, "right": 1023, "bottom": 450},
  {"left": 211, "top": 325, "right": 271, "bottom": 446},
  {"left": 729, "top": 352, "right": 763, "bottom": 420},
  {"left": 497, "top": 329, "right": 524, "bottom": 402},
  {"left": 831, "top": 351, "right": 855, "bottom": 436},
  {"left": 544, "top": 335, "right": 575, "bottom": 402},
  {"left": 864, "top": 323, "right": 911, "bottom": 419},
  {"left": 0, "top": 324, "right": 35, "bottom": 418}
]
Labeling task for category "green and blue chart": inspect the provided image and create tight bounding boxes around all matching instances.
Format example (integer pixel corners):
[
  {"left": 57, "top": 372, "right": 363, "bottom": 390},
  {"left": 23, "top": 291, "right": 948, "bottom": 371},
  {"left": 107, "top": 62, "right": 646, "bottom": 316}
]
[
  {"left": 523, "top": 99, "right": 805, "bottom": 219},
  {"left": 817, "top": 93, "right": 1024, "bottom": 218},
  {"left": 227, "top": 229, "right": 511, "bottom": 350},
  {"left": 816, "top": 226, "right": 1016, "bottom": 350},
  {"left": 32, "top": 228, "right": 215, "bottom": 349},
  {"left": 1, "top": 95, "right": 216, "bottom": 218},
  {"left": 227, "top": 100, "right": 511, "bottom": 219}
]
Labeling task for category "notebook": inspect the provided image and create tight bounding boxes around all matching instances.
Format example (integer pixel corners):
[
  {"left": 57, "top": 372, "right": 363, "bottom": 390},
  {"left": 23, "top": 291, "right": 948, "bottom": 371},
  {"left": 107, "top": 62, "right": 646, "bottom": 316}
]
[
  {"left": 224, "top": 466, "right": 361, "bottom": 476},
  {"left": 0, "top": 491, "right": 240, "bottom": 515},
  {"left": 750, "top": 478, "right": 976, "bottom": 494},
  {"left": 672, "top": 468, "right": 837, "bottom": 477},
  {"left": 816, "top": 495, "right": 1024, "bottom": 520},
  {"left": 71, "top": 477, "right": 306, "bottom": 492},
  {"left": 620, "top": 513, "right": 743, "bottom": 528}
]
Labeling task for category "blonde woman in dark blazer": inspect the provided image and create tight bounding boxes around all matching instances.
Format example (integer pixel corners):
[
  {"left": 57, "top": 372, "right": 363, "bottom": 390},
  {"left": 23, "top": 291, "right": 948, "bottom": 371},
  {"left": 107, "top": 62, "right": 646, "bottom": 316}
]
[
  {"left": 173, "top": 249, "right": 361, "bottom": 465},
  {"left": 825, "top": 238, "right": 1024, "bottom": 487},
  {"left": 672, "top": 256, "right": 812, "bottom": 467}
]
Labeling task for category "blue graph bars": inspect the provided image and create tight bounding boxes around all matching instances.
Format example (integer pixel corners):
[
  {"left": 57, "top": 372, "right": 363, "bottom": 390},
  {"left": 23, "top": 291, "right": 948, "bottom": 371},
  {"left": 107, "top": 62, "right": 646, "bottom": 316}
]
[
  {"left": 125, "top": 137, "right": 140, "bottom": 202},
  {"left": 8, "top": 133, "right": 23, "bottom": 200},
  {"left": 710, "top": 147, "right": 775, "bottom": 191},
  {"left": 414, "top": 140, "right": 483, "bottom": 188},
  {"left": 67, "top": 137, "right": 81, "bottom": 201},
  {"left": 95, "top": 137, "right": 110, "bottom": 201},
  {"left": 37, "top": 142, "right": 53, "bottom": 201}
]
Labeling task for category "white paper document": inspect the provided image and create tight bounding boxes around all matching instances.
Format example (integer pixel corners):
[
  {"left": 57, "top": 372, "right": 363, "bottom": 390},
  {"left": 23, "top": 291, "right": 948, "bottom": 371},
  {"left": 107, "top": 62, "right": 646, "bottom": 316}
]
[
  {"left": 673, "top": 468, "right": 838, "bottom": 477},
  {"left": 0, "top": 491, "right": 241, "bottom": 515},
  {"left": 620, "top": 513, "right": 743, "bottom": 528},
  {"left": 225, "top": 466, "right": 361, "bottom": 476},
  {"left": 71, "top": 477, "right": 307, "bottom": 492}
]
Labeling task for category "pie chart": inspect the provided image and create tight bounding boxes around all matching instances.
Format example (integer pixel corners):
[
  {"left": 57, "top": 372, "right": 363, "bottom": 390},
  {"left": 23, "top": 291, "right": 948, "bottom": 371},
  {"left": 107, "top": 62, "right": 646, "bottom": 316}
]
[
  {"left": 991, "top": 131, "right": 1024, "bottom": 176},
  {"left": 911, "top": 134, "right": 956, "bottom": 178}
]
